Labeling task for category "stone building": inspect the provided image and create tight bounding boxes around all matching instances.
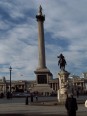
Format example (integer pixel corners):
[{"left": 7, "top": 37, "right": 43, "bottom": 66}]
[
  {"left": 69, "top": 74, "right": 86, "bottom": 95},
  {"left": 0, "top": 77, "right": 59, "bottom": 96},
  {"left": 1, "top": 73, "right": 87, "bottom": 96}
]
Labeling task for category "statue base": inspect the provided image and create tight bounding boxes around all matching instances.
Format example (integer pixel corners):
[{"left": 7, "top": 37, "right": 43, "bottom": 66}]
[{"left": 57, "top": 70, "right": 70, "bottom": 104}]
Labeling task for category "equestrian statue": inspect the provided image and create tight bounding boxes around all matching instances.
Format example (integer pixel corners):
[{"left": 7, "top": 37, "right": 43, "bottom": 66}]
[{"left": 57, "top": 53, "right": 67, "bottom": 71}]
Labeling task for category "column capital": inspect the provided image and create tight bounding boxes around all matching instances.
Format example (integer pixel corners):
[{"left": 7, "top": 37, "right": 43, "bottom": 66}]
[{"left": 36, "top": 6, "right": 45, "bottom": 21}]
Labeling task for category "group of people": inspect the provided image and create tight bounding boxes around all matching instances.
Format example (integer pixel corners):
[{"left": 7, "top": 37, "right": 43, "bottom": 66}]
[{"left": 25, "top": 94, "right": 38, "bottom": 105}]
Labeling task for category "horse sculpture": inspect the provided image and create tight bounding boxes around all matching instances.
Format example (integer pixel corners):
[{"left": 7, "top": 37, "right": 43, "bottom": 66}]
[{"left": 57, "top": 54, "right": 67, "bottom": 70}]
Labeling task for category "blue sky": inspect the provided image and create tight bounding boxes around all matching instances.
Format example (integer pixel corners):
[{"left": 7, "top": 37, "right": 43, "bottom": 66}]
[{"left": 0, "top": 0, "right": 87, "bottom": 80}]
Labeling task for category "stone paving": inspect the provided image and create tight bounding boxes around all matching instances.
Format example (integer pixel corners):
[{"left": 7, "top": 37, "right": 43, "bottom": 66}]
[
  {"left": 0, "top": 96, "right": 87, "bottom": 116},
  {"left": 0, "top": 103, "right": 87, "bottom": 116}
]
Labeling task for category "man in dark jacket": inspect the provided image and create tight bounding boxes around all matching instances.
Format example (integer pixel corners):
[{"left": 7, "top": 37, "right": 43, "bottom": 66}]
[{"left": 65, "top": 94, "right": 78, "bottom": 116}]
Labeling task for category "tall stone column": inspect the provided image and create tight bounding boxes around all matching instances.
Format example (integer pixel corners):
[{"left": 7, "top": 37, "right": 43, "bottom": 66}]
[
  {"left": 33, "top": 6, "right": 53, "bottom": 95},
  {"left": 36, "top": 5, "right": 46, "bottom": 69},
  {"left": 34, "top": 6, "right": 52, "bottom": 83}
]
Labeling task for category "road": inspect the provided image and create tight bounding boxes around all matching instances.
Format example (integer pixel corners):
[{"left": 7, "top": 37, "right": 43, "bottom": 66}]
[
  {"left": 0, "top": 95, "right": 87, "bottom": 103},
  {"left": 0, "top": 96, "right": 57, "bottom": 104}
]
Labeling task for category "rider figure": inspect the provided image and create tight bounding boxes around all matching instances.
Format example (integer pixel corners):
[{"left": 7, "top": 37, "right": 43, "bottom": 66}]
[{"left": 57, "top": 54, "right": 67, "bottom": 70}]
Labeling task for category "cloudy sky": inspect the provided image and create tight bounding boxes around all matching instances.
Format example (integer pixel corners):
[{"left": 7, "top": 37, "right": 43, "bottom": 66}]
[{"left": 0, "top": 0, "right": 87, "bottom": 80}]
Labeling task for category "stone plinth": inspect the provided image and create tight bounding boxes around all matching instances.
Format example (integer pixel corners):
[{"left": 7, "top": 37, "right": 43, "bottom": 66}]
[
  {"left": 57, "top": 70, "right": 70, "bottom": 103},
  {"left": 33, "top": 68, "right": 53, "bottom": 95},
  {"left": 34, "top": 68, "right": 52, "bottom": 84},
  {"left": 31, "top": 84, "right": 53, "bottom": 96}
]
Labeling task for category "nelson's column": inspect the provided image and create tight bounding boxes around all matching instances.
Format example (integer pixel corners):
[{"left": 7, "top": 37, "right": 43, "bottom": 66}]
[{"left": 33, "top": 6, "right": 53, "bottom": 95}]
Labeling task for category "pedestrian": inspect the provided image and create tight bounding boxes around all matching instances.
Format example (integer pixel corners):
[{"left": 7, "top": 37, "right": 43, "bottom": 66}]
[
  {"left": 35, "top": 95, "right": 38, "bottom": 101},
  {"left": 25, "top": 96, "right": 28, "bottom": 105},
  {"left": 30, "top": 93, "right": 33, "bottom": 102},
  {"left": 6, "top": 91, "right": 10, "bottom": 99},
  {"left": 65, "top": 93, "right": 78, "bottom": 116},
  {"left": 76, "top": 90, "right": 79, "bottom": 98}
]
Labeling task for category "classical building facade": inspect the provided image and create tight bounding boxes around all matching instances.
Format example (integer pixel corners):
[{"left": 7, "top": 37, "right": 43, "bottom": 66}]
[
  {"left": 0, "top": 77, "right": 59, "bottom": 96},
  {"left": 0, "top": 73, "right": 87, "bottom": 96},
  {"left": 69, "top": 74, "right": 87, "bottom": 95}
]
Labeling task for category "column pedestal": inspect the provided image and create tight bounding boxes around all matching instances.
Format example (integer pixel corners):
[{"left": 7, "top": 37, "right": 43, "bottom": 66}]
[
  {"left": 32, "top": 68, "right": 53, "bottom": 95},
  {"left": 57, "top": 70, "right": 70, "bottom": 104}
]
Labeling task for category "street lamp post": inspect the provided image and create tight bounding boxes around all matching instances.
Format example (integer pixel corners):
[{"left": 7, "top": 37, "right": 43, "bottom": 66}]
[{"left": 9, "top": 66, "right": 12, "bottom": 94}]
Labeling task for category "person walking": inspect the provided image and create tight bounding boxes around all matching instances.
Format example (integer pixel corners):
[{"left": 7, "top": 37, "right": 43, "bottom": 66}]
[
  {"left": 65, "top": 93, "right": 78, "bottom": 116},
  {"left": 35, "top": 95, "right": 38, "bottom": 102},
  {"left": 25, "top": 96, "right": 28, "bottom": 105},
  {"left": 30, "top": 93, "right": 33, "bottom": 102}
]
